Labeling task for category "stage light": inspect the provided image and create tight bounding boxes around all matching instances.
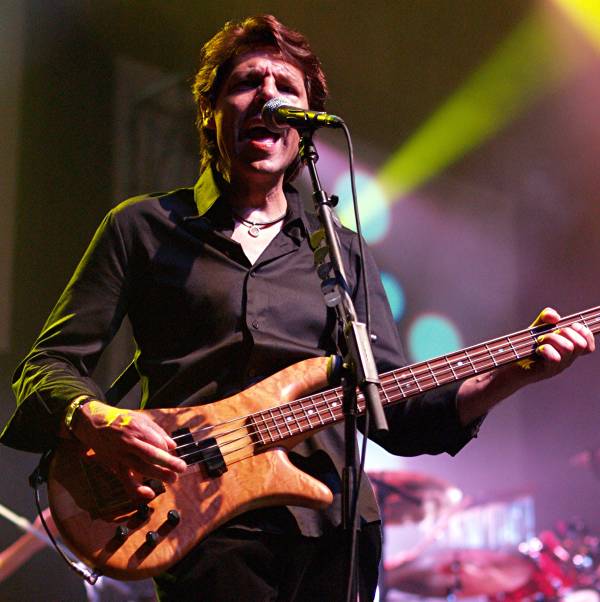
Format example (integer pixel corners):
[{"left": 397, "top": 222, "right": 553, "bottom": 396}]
[
  {"left": 407, "top": 313, "right": 463, "bottom": 362},
  {"left": 551, "top": 0, "right": 600, "bottom": 51},
  {"left": 332, "top": 169, "right": 391, "bottom": 244},
  {"left": 380, "top": 271, "right": 405, "bottom": 321}
]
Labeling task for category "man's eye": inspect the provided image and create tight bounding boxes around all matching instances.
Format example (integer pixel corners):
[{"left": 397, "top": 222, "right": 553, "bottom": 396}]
[
  {"left": 233, "top": 78, "right": 256, "bottom": 90},
  {"left": 279, "top": 84, "right": 298, "bottom": 95}
]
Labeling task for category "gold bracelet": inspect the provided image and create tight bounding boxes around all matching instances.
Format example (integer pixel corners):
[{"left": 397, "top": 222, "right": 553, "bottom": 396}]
[{"left": 64, "top": 395, "right": 91, "bottom": 432}]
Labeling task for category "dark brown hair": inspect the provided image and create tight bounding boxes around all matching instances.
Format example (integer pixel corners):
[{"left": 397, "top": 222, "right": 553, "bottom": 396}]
[{"left": 192, "top": 15, "right": 328, "bottom": 179}]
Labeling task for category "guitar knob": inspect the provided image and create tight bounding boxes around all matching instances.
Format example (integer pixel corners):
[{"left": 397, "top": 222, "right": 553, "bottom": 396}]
[
  {"left": 115, "top": 525, "right": 129, "bottom": 541},
  {"left": 167, "top": 509, "right": 180, "bottom": 525},
  {"left": 137, "top": 504, "right": 150, "bottom": 520},
  {"left": 145, "top": 531, "right": 159, "bottom": 547}
]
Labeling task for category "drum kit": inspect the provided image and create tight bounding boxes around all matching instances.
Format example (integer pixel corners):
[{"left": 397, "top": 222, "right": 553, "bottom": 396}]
[{"left": 370, "top": 468, "right": 600, "bottom": 602}]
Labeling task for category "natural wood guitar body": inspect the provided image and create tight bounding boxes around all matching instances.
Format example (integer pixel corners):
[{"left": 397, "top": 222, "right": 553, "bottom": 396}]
[
  {"left": 48, "top": 356, "right": 335, "bottom": 580},
  {"left": 47, "top": 304, "right": 600, "bottom": 580}
]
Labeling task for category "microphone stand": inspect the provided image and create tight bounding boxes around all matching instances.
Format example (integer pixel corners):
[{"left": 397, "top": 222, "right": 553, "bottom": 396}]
[{"left": 298, "top": 128, "right": 389, "bottom": 600}]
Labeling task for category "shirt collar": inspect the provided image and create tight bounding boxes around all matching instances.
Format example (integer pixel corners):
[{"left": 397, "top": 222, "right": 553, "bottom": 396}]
[
  {"left": 192, "top": 165, "right": 310, "bottom": 241},
  {"left": 193, "top": 165, "right": 222, "bottom": 217}
]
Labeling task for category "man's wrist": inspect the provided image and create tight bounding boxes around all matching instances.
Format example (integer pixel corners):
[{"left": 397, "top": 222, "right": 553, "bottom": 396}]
[{"left": 63, "top": 395, "right": 92, "bottom": 434}]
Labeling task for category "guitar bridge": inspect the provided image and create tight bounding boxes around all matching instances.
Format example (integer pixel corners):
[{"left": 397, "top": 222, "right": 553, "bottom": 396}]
[{"left": 172, "top": 427, "right": 227, "bottom": 477}]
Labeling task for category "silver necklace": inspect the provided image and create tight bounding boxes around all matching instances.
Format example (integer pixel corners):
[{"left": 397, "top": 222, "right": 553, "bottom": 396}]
[{"left": 232, "top": 210, "right": 287, "bottom": 238}]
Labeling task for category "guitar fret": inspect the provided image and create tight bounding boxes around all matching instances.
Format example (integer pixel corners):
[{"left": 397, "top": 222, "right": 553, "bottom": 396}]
[
  {"left": 262, "top": 411, "right": 275, "bottom": 444},
  {"left": 279, "top": 405, "right": 294, "bottom": 436},
  {"left": 398, "top": 371, "right": 414, "bottom": 394},
  {"left": 325, "top": 393, "right": 337, "bottom": 421},
  {"left": 407, "top": 366, "right": 423, "bottom": 392},
  {"left": 496, "top": 340, "right": 509, "bottom": 362},
  {"left": 379, "top": 383, "right": 391, "bottom": 406},
  {"left": 270, "top": 408, "right": 285, "bottom": 442},
  {"left": 391, "top": 372, "right": 405, "bottom": 398},
  {"left": 464, "top": 348, "right": 478, "bottom": 374},
  {"left": 290, "top": 405, "right": 301, "bottom": 433},
  {"left": 426, "top": 361, "right": 439, "bottom": 386},
  {"left": 301, "top": 399, "right": 315, "bottom": 429},
  {"left": 311, "top": 396, "right": 325, "bottom": 426},
  {"left": 331, "top": 391, "right": 343, "bottom": 416},
  {"left": 484, "top": 343, "right": 498, "bottom": 368},
  {"left": 251, "top": 414, "right": 267, "bottom": 446},
  {"left": 445, "top": 356, "right": 458, "bottom": 380},
  {"left": 507, "top": 337, "right": 520, "bottom": 360},
  {"left": 452, "top": 355, "right": 470, "bottom": 377}
]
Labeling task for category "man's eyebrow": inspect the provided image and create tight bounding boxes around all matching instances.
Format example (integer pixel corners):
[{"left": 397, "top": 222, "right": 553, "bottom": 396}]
[
  {"left": 231, "top": 67, "right": 261, "bottom": 79},
  {"left": 274, "top": 69, "right": 304, "bottom": 87},
  {"left": 277, "top": 70, "right": 300, "bottom": 81},
  {"left": 229, "top": 63, "right": 303, "bottom": 86}
]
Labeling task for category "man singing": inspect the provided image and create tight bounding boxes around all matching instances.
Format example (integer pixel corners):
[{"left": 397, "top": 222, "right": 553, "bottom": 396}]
[{"left": 1, "top": 15, "right": 594, "bottom": 601}]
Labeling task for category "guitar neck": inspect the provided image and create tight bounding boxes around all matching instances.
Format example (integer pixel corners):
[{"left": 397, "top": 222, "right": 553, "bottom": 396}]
[{"left": 252, "top": 306, "right": 600, "bottom": 446}]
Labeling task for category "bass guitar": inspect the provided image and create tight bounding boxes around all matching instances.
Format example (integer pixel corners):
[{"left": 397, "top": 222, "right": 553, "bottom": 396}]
[{"left": 48, "top": 306, "right": 600, "bottom": 579}]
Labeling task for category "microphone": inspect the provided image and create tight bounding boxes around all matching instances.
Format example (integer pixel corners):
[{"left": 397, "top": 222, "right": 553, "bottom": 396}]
[{"left": 262, "top": 98, "right": 344, "bottom": 132}]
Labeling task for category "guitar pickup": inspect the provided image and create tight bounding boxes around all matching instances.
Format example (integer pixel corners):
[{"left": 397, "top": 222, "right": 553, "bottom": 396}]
[{"left": 171, "top": 427, "right": 227, "bottom": 478}]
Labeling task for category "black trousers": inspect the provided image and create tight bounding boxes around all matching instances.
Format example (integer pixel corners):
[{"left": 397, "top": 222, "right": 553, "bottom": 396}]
[{"left": 154, "top": 523, "right": 381, "bottom": 602}]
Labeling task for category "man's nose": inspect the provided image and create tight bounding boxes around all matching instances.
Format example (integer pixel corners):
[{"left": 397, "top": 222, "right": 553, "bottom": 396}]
[{"left": 258, "top": 77, "right": 278, "bottom": 102}]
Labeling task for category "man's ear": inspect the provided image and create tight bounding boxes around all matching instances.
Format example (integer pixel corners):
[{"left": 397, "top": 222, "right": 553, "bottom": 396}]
[{"left": 200, "top": 99, "right": 215, "bottom": 130}]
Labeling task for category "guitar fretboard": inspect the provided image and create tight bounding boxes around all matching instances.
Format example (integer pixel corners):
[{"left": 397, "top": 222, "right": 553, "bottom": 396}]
[{"left": 251, "top": 306, "right": 600, "bottom": 446}]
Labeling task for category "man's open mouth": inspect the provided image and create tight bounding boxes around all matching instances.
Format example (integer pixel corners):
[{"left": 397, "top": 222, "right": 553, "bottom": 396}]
[{"left": 243, "top": 125, "right": 281, "bottom": 143}]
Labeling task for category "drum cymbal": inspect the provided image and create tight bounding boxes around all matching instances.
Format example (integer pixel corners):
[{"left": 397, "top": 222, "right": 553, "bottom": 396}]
[
  {"left": 385, "top": 548, "right": 535, "bottom": 597},
  {"left": 367, "top": 470, "right": 463, "bottom": 525}
]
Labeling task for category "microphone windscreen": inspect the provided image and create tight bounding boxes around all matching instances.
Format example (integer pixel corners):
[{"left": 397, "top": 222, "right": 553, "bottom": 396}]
[{"left": 262, "top": 98, "right": 289, "bottom": 132}]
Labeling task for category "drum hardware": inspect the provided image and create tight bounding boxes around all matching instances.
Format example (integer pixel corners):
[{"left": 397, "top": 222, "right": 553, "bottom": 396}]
[
  {"left": 385, "top": 548, "right": 535, "bottom": 598},
  {"left": 497, "top": 522, "right": 600, "bottom": 601},
  {"left": 368, "top": 470, "right": 463, "bottom": 526},
  {"left": 368, "top": 470, "right": 464, "bottom": 602}
]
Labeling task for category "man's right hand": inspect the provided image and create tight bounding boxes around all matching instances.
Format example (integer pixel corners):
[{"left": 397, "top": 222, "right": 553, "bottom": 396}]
[{"left": 69, "top": 400, "right": 187, "bottom": 501}]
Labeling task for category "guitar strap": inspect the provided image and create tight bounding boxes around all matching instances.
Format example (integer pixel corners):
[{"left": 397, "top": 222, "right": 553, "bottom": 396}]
[{"left": 104, "top": 359, "right": 140, "bottom": 406}]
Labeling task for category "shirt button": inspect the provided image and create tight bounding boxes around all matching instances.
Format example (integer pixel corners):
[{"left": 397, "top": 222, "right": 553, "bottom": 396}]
[
  {"left": 252, "top": 320, "right": 259, "bottom": 329},
  {"left": 249, "top": 271, "right": 256, "bottom": 278}
]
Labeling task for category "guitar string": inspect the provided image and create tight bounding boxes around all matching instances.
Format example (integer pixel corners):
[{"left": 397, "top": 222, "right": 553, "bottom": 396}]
[
  {"left": 169, "top": 309, "right": 600, "bottom": 448},
  {"left": 168, "top": 312, "right": 600, "bottom": 464},
  {"left": 92, "top": 312, "right": 600, "bottom": 501},
  {"left": 96, "top": 317, "right": 586, "bottom": 503},
  {"left": 170, "top": 310, "right": 600, "bottom": 455},
  {"left": 96, "top": 334, "right": 599, "bottom": 506},
  {"left": 159, "top": 315, "right": 600, "bottom": 475}
]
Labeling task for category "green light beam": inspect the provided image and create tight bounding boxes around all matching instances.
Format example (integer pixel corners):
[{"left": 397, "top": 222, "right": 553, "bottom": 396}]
[{"left": 374, "top": 11, "right": 571, "bottom": 204}]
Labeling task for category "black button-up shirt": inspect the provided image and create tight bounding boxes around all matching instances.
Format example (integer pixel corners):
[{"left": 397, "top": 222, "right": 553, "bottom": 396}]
[{"left": 3, "top": 167, "right": 478, "bottom": 535}]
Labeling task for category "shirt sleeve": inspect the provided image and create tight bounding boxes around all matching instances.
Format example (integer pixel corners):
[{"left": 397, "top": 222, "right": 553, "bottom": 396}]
[
  {"left": 347, "top": 234, "right": 483, "bottom": 457},
  {"left": 1, "top": 208, "right": 132, "bottom": 453}
]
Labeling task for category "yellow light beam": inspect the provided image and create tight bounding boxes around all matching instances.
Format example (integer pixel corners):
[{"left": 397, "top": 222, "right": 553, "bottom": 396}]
[
  {"left": 551, "top": 0, "right": 600, "bottom": 51},
  {"left": 374, "top": 10, "right": 571, "bottom": 203}
]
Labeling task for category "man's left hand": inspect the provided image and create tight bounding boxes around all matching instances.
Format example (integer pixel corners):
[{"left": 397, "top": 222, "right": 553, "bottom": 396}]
[
  {"left": 456, "top": 306, "right": 595, "bottom": 426},
  {"left": 519, "top": 307, "right": 595, "bottom": 381}
]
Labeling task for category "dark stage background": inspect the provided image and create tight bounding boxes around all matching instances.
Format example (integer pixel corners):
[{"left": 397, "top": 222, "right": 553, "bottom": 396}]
[{"left": 1, "top": 1, "right": 599, "bottom": 600}]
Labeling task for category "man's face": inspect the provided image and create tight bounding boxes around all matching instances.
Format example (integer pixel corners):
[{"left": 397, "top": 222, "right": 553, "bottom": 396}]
[{"left": 208, "top": 49, "right": 309, "bottom": 185}]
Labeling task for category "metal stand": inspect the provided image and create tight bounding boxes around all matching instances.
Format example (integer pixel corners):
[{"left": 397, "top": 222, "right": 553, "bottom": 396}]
[
  {"left": 370, "top": 476, "right": 423, "bottom": 602},
  {"left": 298, "top": 129, "right": 389, "bottom": 600}
]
